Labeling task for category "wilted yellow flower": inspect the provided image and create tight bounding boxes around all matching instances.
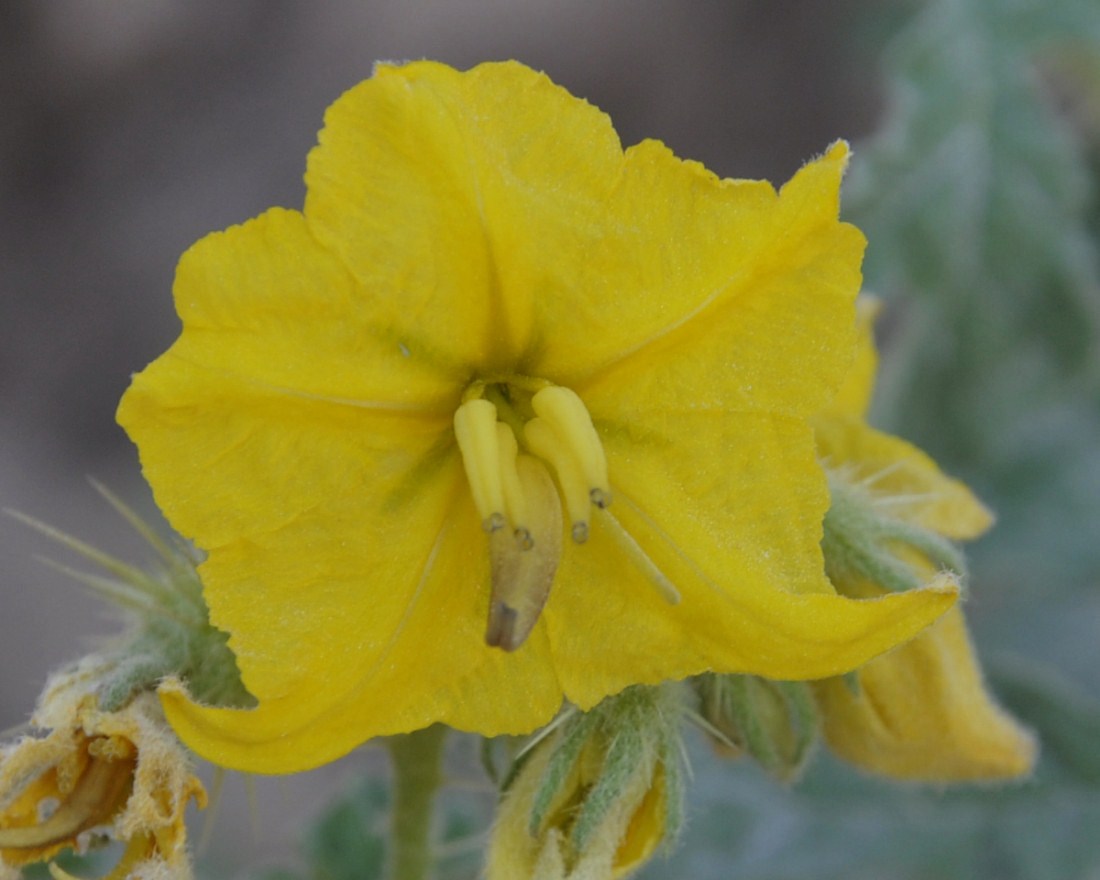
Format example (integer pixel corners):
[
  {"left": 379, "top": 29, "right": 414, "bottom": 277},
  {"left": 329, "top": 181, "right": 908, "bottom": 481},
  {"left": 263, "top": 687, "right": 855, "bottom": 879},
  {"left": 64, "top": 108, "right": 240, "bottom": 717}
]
[
  {"left": 0, "top": 661, "right": 205, "bottom": 879},
  {"left": 813, "top": 302, "right": 1036, "bottom": 781},
  {"left": 118, "top": 60, "right": 955, "bottom": 774}
]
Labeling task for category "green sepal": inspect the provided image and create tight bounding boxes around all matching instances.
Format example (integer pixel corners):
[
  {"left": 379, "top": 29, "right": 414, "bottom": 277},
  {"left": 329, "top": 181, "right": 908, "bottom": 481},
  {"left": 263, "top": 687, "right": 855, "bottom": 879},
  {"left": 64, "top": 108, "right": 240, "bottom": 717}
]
[
  {"left": 9, "top": 483, "right": 254, "bottom": 712},
  {"left": 519, "top": 684, "right": 687, "bottom": 856},
  {"left": 695, "top": 674, "right": 820, "bottom": 782},
  {"left": 823, "top": 467, "right": 969, "bottom": 595}
]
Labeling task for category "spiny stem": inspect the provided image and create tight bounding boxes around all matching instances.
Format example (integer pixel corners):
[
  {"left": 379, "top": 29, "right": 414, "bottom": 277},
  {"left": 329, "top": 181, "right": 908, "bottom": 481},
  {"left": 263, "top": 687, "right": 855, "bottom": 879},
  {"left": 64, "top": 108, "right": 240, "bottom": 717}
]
[{"left": 386, "top": 725, "right": 447, "bottom": 880}]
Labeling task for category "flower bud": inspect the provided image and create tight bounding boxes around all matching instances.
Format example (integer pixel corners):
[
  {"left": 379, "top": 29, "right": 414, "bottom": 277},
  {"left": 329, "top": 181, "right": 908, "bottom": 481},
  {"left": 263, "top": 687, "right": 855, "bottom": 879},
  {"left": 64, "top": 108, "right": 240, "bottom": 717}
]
[
  {"left": 486, "top": 686, "right": 685, "bottom": 880},
  {"left": 695, "top": 674, "right": 818, "bottom": 782}
]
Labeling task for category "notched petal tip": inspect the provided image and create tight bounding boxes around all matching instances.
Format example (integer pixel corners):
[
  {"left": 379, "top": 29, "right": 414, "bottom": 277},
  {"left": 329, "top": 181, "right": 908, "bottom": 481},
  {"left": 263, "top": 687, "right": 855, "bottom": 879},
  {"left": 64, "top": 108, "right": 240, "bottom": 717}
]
[{"left": 824, "top": 139, "right": 851, "bottom": 165}]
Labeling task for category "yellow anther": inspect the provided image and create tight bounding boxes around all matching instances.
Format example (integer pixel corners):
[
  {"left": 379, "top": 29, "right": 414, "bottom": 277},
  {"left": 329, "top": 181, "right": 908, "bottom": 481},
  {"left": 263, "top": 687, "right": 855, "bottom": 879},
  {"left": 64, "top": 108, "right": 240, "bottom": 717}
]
[
  {"left": 454, "top": 398, "right": 506, "bottom": 531},
  {"left": 531, "top": 386, "right": 611, "bottom": 507},
  {"left": 524, "top": 417, "right": 592, "bottom": 542}
]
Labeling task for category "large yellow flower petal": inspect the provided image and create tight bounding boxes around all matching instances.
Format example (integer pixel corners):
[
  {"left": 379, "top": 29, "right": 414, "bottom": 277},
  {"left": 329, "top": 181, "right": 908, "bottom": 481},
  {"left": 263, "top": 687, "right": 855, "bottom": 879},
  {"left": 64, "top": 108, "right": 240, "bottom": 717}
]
[
  {"left": 123, "top": 310, "right": 564, "bottom": 771},
  {"left": 158, "top": 487, "right": 563, "bottom": 773},
  {"left": 118, "top": 208, "right": 459, "bottom": 547},
  {"left": 529, "top": 409, "right": 956, "bottom": 702},
  {"left": 543, "top": 501, "right": 957, "bottom": 706},
  {"left": 533, "top": 141, "right": 950, "bottom": 693},
  {"left": 829, "top": 297, "right": 881, "bottom": 417},
  {"left": 304, "top": 60, "right": 623, "bottom": 372},
  {"left": 554, "top": 140, "right": 862, "bottom": 421},
  {"left": 153, "top": 460, "right": 566, "bottom": 773},
  {"left": 118, "top": 209, "right": 563, "bottom": 770},
  {"left": 814, "top": 591, "right": 1036, "bottom": 781},
  {"left": 815, "top": 415, "right": 994, "bottom": 540}
]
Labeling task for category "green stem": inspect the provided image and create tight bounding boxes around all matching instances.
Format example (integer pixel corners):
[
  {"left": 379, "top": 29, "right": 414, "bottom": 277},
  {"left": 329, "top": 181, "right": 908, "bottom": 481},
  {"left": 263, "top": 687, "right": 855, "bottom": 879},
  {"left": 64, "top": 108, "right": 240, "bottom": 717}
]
[{"left": 387, "top": 725, "right": 447, "bottom": 880}]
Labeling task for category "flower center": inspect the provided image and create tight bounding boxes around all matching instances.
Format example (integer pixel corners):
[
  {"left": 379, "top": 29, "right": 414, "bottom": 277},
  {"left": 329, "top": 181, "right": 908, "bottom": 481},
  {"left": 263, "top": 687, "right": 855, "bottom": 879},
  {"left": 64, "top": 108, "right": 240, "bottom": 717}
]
[{"left": 454, "top": 379, "right": 612, "bottom": 651}]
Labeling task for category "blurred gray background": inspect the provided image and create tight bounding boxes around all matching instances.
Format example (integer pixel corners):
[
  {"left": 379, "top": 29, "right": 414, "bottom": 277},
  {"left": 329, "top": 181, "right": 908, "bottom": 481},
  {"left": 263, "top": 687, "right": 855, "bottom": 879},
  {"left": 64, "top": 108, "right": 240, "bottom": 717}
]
[{"left": 0, "top": 0, "right": 904, "bottom": 874}]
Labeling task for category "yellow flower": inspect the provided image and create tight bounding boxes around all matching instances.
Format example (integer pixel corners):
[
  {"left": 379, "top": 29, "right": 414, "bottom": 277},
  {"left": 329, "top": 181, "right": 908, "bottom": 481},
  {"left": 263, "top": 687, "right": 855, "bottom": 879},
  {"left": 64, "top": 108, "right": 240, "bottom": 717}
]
[
  {"left": 812, "top": 301, "right": 1036, "bottom": 781},
  {"left": 0, "top": 661, "right": 205, "bottom": 879},
  {"left": 117, "top": 60, "right": 956, "bottom": 774}
]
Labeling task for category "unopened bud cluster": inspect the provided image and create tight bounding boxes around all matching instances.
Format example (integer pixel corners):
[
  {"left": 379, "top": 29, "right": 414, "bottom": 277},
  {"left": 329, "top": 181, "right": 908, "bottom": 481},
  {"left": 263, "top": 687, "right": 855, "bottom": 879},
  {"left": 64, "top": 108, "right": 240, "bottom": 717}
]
[{"left": 487, "top": 685, "right": 685, "bottom": 880}]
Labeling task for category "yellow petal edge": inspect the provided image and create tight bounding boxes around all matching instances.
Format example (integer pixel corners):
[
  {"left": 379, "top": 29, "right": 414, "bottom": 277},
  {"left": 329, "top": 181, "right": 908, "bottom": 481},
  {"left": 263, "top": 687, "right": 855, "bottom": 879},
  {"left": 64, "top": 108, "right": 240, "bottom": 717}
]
[{"left": 815, "top": 597, "right": 1036, "bottom": 781}]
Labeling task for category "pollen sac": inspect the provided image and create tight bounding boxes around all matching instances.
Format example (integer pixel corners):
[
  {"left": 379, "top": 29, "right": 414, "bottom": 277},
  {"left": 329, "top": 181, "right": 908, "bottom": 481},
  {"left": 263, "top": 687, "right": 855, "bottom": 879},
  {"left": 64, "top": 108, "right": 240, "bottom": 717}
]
[{"left": 531, "top": 387, "right": 611, "bottom": 502}]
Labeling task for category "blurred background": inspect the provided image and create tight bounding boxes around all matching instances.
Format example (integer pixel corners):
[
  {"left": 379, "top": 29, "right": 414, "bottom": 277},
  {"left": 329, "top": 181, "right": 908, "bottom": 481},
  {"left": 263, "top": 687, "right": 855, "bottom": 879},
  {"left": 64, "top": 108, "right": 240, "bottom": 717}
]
[{"left": 2, "top": 1, "right": 1098, "bottom": 878}]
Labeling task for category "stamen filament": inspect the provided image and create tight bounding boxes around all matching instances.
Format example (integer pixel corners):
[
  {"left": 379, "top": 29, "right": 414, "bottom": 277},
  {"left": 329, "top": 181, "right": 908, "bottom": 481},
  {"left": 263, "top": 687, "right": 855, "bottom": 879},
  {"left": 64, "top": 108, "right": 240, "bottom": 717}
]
[{"left": 597, "top": 508, "right": 682, "bottom": 605}]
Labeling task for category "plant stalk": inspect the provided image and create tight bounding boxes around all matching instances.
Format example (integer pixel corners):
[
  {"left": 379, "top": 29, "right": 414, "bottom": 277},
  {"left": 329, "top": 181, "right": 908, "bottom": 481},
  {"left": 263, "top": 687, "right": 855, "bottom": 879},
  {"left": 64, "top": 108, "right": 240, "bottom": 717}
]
[{"left": 387, "top": 725, "right": 447, "bottom": 880}]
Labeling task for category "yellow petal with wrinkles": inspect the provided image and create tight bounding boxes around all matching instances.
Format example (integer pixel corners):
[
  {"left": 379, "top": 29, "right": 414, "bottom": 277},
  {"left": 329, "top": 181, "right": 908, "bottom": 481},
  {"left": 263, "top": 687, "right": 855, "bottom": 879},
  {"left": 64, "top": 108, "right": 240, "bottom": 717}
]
[
  {"left": 830, "top": 296, "right": 882, "bottom": 417},
  {"left": 119, "top": 208, "right": 564, "bottom": 771},
  {"left": 549, "top": 141, "right": 862, "bottom": 421},
  {"left": 305, "top": 60, "right": 623, "bottom": 373},
  {"left": 814, "top": 584, "right": 1036, "bottom": 781},
  {"left": 160, "top": 481, "right": 563, "bottom": 774},
  {"left": 543, "top": 501, "right": 957, "bottom": 705},
  {"left": 118, "top": 208, "right": 460, "bottom": 547},
  {"left": 815, "top": 415, "right": 994, "bottom": 540}
]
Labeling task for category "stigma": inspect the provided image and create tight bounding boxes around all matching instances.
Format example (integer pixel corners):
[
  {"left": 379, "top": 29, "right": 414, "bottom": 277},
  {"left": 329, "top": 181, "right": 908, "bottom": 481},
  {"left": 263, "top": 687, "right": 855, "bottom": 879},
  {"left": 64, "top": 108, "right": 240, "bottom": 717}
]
[{"left": 454, "top": 383, "right": 612, "bottom": 650}]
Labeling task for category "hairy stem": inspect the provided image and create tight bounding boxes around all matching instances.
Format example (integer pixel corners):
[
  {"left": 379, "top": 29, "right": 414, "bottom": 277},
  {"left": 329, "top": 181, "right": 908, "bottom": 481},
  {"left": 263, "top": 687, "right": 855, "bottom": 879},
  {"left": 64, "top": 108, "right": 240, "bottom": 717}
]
[{"left": 387, "top": 725, "right": 447, "bottom": 880}]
